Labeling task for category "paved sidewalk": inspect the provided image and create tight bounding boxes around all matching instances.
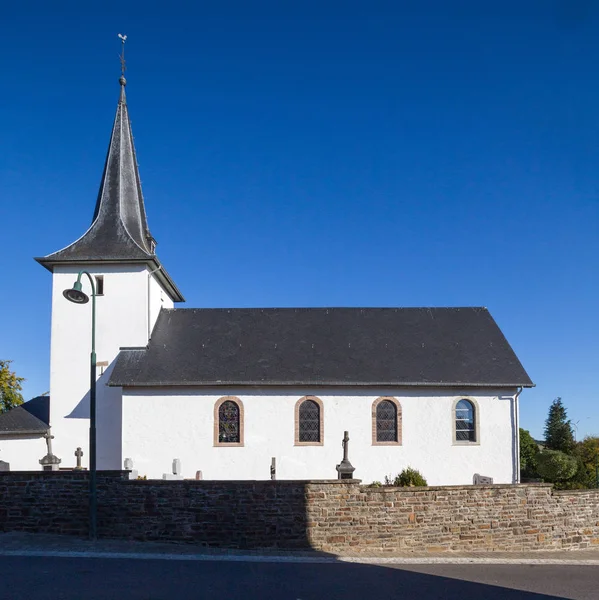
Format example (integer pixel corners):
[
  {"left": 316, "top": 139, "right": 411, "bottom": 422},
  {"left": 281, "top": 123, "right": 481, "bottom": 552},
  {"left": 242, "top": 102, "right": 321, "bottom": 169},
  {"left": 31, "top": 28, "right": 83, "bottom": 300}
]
[{"left": 1, "top": 531, "right": 599, "bottom": 564}]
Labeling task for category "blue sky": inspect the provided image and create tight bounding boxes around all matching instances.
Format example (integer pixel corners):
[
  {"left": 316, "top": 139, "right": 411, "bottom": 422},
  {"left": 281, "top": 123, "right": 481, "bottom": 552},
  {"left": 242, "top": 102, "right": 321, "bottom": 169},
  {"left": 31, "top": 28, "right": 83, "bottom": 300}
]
[{"left": 1, "top": 1, "right": 598, "bottom": 440}]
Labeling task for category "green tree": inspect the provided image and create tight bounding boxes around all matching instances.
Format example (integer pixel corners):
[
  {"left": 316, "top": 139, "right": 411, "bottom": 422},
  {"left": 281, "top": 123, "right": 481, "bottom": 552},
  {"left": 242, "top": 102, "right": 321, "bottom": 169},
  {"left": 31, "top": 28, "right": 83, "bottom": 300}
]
[
  {"left": 0, "top": 360, "right": 25, "bottom": 413},
  {"left": 544, "top": 397, "right": 575, "bottom": 454},
  {"left": 520, "top": 428, "right": 540, "bottom": 478},
  {"left": 573, "top": 436, "right": 599, "bottom": 488},
  {"left": 536, "top": 449, "right": 578, "bottom": 483}
]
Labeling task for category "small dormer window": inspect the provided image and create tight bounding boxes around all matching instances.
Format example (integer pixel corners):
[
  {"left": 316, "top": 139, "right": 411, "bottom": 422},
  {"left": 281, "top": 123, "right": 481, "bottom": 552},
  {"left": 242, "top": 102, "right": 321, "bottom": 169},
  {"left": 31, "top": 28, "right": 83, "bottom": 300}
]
[
  {"left": 95, "top": 276, "right": 104, "bottom": 296},
  {"left": 146, "top": 232, "right": 157, "bottom": 254}
]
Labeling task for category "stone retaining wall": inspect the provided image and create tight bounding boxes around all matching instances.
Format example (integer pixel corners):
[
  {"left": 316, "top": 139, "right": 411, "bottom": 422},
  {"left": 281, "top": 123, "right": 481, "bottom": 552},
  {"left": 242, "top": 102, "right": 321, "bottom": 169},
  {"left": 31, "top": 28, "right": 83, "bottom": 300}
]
[{"left": 0, "top": 472, "right": 598, "bottom": 552}]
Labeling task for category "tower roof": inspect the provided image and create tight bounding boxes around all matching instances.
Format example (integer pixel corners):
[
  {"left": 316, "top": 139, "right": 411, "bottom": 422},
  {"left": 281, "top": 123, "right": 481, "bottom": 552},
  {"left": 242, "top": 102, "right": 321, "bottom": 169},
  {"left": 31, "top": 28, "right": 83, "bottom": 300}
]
[{"left": 36, "top": 77, "right": 184, "bottom": 302}]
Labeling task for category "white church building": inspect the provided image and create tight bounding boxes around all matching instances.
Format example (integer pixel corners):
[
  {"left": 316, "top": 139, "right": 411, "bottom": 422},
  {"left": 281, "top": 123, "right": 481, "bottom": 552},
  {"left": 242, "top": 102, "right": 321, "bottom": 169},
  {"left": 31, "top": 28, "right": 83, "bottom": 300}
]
[{"left": 0, "top": 72, "right": 533, "bottom": 485}]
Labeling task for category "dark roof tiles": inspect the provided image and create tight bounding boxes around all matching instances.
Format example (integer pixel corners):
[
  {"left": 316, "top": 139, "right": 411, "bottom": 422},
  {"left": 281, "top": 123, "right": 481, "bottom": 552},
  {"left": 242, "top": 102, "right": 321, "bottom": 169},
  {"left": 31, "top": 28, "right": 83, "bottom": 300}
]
[
  {"left": 108, "top": 307, "right": 533, "bottom": 388},
  {"left": 0, "top": 396, "right": 50, "bottom": 435},
  {"left": 35, "top": 80, "right": 184, "bottom": 302}
]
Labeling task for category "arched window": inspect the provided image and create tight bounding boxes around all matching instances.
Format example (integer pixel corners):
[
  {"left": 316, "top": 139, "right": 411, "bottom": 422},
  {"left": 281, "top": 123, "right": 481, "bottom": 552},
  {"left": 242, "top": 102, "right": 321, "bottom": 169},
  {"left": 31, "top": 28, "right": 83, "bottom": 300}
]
[
  {"left": 376, "top": 400, "right": 397, "bottom": 442},
  {"left": 295, "top": 396, "right": 324, "bottom": 445},
  {"left": 372, "top": 397, "right": 402, "bottom": 445},
  {"left": 455, "top": 399, "right": 476, "bottom": 443},
  {"left": 214, "top": 397, "right": 244, "bottom": 446}
]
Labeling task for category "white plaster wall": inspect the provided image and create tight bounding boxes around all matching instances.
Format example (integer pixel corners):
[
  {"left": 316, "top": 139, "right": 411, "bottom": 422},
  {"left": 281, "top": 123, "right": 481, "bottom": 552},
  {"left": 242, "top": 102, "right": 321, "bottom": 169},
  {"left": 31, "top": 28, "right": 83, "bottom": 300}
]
[
  {"left": 47, "top": 264, "right": 175, "bottom": 471},
  {"left": 0, "top": 436, "right": 48, "bottom": 471},
  {"left": 122, "top": 387, "right": 518, "bottom": 485},
  {"left": 148, "top": 274, "right": 174, "bottom": 340}
]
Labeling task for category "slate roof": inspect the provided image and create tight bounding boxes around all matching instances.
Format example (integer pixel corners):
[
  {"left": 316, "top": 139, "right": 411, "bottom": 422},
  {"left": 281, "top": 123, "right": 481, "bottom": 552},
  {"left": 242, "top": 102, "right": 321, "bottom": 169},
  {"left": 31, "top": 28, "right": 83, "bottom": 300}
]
[
  {"left": 108, "top": 307, "right": 533, "bottom": 388},
  {"left": 35, "top": 79, "right": 184, "bottom": 302},
  {"left": 0, "top": 396, "right": 50, "bottom": 435}
]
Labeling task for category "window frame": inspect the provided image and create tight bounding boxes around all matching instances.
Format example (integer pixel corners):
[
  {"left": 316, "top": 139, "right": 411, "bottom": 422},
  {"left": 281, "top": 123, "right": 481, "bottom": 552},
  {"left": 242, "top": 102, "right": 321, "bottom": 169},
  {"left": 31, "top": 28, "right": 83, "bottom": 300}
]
[
  {"left": 452, "top": 397, "right": 480, "bottom": 446},
  {"left": 214, "top": 396, "right": 244, "bottom": 447},
  {"left": 371, "top": 396, "right": 402, "bottom": 446},
  {"left": 94, "top": 275, "right": 104, "bottom": 296},
  {"left": 294, "top": 396, "right": 324, "bottom": 446}
]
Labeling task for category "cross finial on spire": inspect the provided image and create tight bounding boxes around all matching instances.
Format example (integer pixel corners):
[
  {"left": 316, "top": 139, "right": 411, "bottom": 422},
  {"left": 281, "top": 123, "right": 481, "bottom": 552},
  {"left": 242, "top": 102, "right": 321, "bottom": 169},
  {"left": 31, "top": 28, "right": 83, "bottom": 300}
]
[{"left": 118, "top": 33, "right": 127, "bottom": 86}]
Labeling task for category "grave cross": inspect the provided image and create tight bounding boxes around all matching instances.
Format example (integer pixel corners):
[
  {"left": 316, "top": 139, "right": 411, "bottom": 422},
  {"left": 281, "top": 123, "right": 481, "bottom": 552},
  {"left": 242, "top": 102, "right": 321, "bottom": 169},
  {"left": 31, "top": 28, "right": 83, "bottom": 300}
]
[
  {"left": 39, "top": 429, "right": 61, "bottom": 471},
  {"left": 342, "top": 431, "right": 349, "bottom": 461},
  {"left": 336, "top": 430, "right": 355, "bottom": 480},
  {"left": 44, "top": 431, "right": 54, "bottom": 455},
  {"left": 74, "top": 447, "right": 84, "bottom": 470}
]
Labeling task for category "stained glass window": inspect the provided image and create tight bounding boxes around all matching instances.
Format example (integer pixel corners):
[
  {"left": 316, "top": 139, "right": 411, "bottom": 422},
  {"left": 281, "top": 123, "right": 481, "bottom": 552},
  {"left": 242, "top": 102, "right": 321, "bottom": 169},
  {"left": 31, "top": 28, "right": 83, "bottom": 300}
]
[
  {"left": 298, "top": 400, "right": 320, "bottom": 443},
  {"left": 218, "top": 400, "right": 240, "bottom": 443},
  {"left": 376, "top": 400, "right": 397, "bottom": 442},
  {"left": 455, "top": 399, "right": 476, "bottom": 442}
]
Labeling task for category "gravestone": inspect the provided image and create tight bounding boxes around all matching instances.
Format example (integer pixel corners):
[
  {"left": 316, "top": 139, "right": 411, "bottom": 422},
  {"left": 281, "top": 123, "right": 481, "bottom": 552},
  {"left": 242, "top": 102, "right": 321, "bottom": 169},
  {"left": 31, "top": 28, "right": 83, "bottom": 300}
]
[
  {"left": 162, "top": 458, "right": 183, "bottom": 480},
  {"left": 39, "top": 431, "right": 61, "bottom": 471},
  {"left": 270, "top": 457, "right": 276, "bottom": 481},
  {"left": 195, "top": 470, "right": 203, "bottom": 480},
  {"left": 124, "top": 458, "right": 138, "bottom": 480},
  {"left": 0, "top": 460, "right": 10, "bottom": 472},
  {"left": 473, "top": 473, "right": 494, "bottom": 485},
  {"left": 336, "top": 430, "right": 355, "bottom": 479},
  {"left": 74, "top": 447, "right": 84, "bottom": 470}
]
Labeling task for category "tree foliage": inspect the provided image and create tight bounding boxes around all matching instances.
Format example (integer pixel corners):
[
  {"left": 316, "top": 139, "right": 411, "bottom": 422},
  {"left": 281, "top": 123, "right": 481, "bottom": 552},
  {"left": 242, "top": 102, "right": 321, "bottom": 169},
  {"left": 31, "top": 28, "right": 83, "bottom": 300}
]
[
  {"left": 0, "top": 360, "right": 25, "bottom": 413},
  {"left": 573, "top": 436, "right": 599, "bottom": 488},
  {"left": 520, "top": 428, "right": 540, "bottom": 478},
  {"left": 544, "top": 397, "right": 575, "bottom": 454},
  {"left": 536, "top": 449, "right": 578, "bottom": 483}
]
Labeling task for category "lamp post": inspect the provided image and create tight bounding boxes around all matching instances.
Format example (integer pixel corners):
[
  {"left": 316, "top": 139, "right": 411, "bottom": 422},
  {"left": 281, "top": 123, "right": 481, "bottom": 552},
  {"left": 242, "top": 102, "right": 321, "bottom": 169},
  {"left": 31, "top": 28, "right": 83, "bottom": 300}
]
[{"left": 63, "top": 271, "right": 97, "bottom": 540}]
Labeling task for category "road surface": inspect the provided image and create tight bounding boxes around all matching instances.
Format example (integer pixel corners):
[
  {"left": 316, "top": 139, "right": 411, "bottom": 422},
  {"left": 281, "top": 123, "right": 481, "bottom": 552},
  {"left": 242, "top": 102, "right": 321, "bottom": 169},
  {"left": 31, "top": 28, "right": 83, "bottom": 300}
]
[{"left": 0, "top": 556, "right": 597, "bottom": 599}]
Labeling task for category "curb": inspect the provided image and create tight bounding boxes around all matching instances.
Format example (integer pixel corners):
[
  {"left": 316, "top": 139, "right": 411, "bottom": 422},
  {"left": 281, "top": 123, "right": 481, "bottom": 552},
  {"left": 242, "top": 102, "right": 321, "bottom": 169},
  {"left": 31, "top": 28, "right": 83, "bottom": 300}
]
[{"left": 1, "top": 549, "right": 599, "bottom": 565}]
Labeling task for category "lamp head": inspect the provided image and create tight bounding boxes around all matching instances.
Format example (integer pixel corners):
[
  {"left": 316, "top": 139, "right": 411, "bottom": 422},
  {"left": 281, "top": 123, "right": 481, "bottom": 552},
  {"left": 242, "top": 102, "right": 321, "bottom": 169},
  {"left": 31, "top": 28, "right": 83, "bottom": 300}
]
[{"left": 63, "top": 280, "right": 89, "bottom": 304}]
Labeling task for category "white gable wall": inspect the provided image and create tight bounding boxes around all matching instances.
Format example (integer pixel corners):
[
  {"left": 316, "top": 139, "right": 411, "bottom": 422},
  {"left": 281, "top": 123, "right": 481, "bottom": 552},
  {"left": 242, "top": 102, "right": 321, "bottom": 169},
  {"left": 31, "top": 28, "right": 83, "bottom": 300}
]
[
  {"left": 48, "top": 264, "right": 173, "bottom": 470},
  {"left": 122, "top": 387, "right": 517, "bottom": 485},
  {"left": 0, "top": 435, "right": 48, "bottom": 471}
]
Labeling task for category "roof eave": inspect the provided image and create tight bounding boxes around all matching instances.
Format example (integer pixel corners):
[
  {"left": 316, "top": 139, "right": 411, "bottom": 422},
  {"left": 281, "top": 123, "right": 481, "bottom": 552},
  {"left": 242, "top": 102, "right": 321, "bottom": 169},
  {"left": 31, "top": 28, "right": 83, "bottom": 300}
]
[
  {"left": 109, "top": 380, "right": 534, "bottom": 389},
  {"left": 0, "top": 428, "right": 49, "bottom": 436}
]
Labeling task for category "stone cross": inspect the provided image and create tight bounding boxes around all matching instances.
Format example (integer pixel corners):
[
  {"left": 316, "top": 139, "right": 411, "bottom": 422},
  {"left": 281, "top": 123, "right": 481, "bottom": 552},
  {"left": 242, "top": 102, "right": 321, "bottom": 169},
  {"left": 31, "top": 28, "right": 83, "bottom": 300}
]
[
  {"left": 74, "top": 447, "right": 83, "bottom": 470},
  {"left": 39, "top": 429, "right": 61, "bottom": 471},
  {"left": 44, "top": 431, "right": 55, "bottom": 455},
  {"left": 342, "top": 431, "right": 349, "bottom": 461},
  {"left": 336, "top": 430, "right": 355, "bottom": 480}
]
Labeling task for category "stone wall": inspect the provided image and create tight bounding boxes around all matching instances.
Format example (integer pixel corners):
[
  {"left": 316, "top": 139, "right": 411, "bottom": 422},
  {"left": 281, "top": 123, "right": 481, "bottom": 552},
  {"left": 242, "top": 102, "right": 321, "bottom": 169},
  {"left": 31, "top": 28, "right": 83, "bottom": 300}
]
[
  {"left": 0, "top": 471, "right": 598, "bottom": 552},
  {"left": 305, "top": 483, "right": 599, "bottom": 553}
]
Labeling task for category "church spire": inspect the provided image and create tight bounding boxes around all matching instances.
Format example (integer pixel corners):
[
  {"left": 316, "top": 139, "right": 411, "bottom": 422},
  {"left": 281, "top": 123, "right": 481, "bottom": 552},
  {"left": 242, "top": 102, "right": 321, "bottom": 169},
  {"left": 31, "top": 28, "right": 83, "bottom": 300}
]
[{"left": 36, "top": 38, "right": 184, "bottom": 302}]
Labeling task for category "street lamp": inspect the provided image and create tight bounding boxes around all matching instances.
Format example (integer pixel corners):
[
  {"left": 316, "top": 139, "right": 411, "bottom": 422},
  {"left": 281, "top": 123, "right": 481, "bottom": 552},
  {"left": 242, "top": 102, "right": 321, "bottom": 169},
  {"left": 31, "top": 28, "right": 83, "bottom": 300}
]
[{"left": 63, "top": 271, "right": 97, "bottom": 540}]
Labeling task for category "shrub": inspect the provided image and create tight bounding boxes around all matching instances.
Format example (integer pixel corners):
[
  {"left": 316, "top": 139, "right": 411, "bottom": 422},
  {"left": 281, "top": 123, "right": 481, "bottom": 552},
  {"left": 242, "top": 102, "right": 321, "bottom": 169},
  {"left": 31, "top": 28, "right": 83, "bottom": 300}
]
[
  {"left": 394, "top": 467, "right": 428, "bottom": 487},
  {"left": 536, "top": 450, "right": 578, "bottom": 483}
]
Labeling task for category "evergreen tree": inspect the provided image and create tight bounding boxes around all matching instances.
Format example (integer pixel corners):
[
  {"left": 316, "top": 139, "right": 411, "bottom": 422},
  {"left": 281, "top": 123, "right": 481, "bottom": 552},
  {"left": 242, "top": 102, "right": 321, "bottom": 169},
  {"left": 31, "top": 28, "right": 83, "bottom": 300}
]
[
  {"left": 0, "top": 360, "right": 24, "bottom": 413},
  {"left": 544, "top": 397, "right": 575, "bottom": 454}
]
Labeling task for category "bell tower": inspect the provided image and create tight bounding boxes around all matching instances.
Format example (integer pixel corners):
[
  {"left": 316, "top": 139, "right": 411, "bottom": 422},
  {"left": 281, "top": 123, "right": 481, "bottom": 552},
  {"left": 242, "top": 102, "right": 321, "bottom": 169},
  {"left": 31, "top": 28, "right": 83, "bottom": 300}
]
[{"left": 35, "top": 46, "right": 184, "bottom": 468}]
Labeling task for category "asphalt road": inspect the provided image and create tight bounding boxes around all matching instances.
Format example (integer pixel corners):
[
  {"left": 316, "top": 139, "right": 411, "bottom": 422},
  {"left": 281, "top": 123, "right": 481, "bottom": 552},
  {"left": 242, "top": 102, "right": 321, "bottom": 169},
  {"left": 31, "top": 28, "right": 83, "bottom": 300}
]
[{"left": 0, "top": 557, "right": 597, "bottom": 599}]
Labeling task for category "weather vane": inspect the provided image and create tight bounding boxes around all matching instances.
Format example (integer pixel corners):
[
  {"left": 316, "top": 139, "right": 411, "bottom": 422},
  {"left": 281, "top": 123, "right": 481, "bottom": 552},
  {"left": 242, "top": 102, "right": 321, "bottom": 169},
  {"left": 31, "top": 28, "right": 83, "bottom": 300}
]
[{"left": 118, "top": 33, "right": 127, "bottom": 78}]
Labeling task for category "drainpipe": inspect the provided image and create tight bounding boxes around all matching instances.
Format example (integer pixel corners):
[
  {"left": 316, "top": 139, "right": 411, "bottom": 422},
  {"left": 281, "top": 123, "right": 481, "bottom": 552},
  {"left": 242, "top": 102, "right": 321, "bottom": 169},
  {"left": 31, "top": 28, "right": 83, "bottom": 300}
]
[
  {"left": 147, "top": 265, "right": 163, "bottom": 340},
  {"left": 514, "top": 387, "right": 523, "bottom": 484}
]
